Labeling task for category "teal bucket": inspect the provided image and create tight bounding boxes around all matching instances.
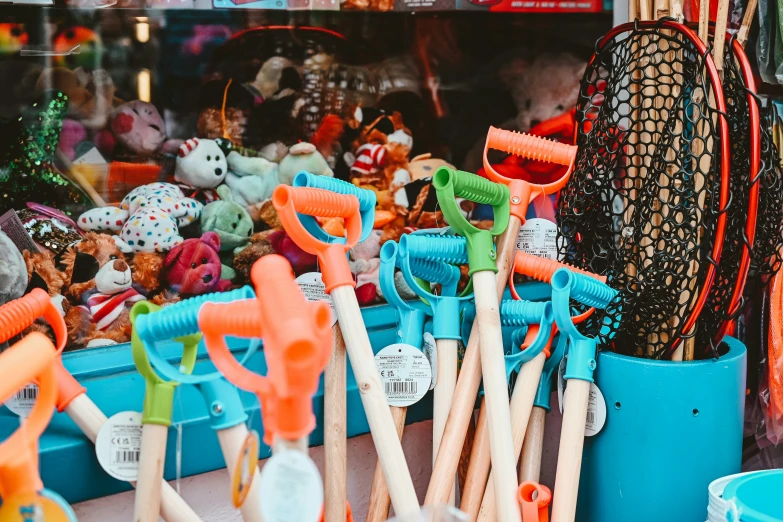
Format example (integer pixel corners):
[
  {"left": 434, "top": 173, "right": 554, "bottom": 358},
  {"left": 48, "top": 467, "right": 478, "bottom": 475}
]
[
  {"left": 576, "top": 336, "right": 747, "bottom": 522},
  {"left": 723, "top": 470, "right": 783, "bottom": 521}
]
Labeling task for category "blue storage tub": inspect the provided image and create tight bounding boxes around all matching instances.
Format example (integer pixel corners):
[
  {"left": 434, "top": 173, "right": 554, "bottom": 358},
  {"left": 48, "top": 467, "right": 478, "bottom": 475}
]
[
  {"left": 724, "top": 470, "right": 783, "bottom": 521},
  {"left": 577, "top": 336, "right": 747, "bottom": 522}
]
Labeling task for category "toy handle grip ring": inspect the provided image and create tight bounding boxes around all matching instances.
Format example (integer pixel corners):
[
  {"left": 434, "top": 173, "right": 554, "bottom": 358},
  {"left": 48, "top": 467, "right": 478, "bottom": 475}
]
[
  {"left": 293, "top": 171, "right": 377, "bottom": 243},
  {"left": 484, "top": 127, "right": 577, "bottom": 221},
  {"left": 0, "top": 288, "right": 66, "bottom": 352},
  {"left": 518, "top": 481, "right": 551, "bottom": 522}
]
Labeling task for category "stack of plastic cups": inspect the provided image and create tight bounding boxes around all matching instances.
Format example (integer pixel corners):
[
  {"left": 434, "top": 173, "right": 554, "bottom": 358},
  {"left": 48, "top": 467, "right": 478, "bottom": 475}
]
[{"left": 707, "top": 472, "right": 761, "bottom": 522}]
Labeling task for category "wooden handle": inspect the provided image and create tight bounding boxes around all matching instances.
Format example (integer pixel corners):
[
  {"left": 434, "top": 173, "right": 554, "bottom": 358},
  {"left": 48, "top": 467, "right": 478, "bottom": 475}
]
[
  {"left": 550, "top": 380, "right": 591, "bottom": 522},
  {"left": 331, "top": 285, "right": 419, "bottom": 517},
  {"left": 433, "top": 338, "right": 459, "bottom": 506},
  {"left": 519, "top": 407, "right": 547, "bottom": 483},
  {"left": 424, "top": 216, "right": 520, "bottom": 507},
  {"left": 324, "top": 324, "right": 348, "bottom": 522},
  {"left": 134, "top": 423, "right": 169, "bottom": 522},
  {"left": 713, "top": 0, "right": 732, "bottom": 71},
  {"left": 476, "top": 352, "right": 546, "bottom": 522},
  {"left": 698, "top": 0, "right": 711, "bottom": 43},
  {"left": 459, "top": 403, "right": 490, "bottom": 519},
  {"left": 65, "top": 395, "right": 202, "bottom": 522},
  {"left": 738, "top": 0, "right": 759, "bottom": 47},
  {"left": 218, "top": 424, "right": 263, "bottom": 522},
  {"left": 472, "top": 270, "right": 520, "bottom": 522},
  {"left": 366, "top": 406, "right": 408, "bottom": 522}
]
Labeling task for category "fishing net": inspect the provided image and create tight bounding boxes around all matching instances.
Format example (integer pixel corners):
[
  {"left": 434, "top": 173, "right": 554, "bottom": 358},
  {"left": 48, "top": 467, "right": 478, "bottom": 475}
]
[
  {"left": 556, "top": 20, "right": 730, "bottom": 359},
  {"left": 694, "top": 37, "right": 759, "bottom": 357}
]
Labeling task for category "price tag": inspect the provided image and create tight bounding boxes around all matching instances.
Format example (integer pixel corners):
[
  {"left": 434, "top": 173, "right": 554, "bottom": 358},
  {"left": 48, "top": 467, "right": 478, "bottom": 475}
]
[
  {"left": 0, "top": 491, "right": 75, "bottom": 522},
  {"left": 259, "top": 450, "right": 323, "bottom": 522},
  {"left": 295, "top": 272, "right": 337, "bottom": 326},
  {"left": 422, "top": 333, "right": 437, "bottom": 390},
  {"left": 584, "top": 383, "right": 607, "bottom": 436},
  {"left": 516, "top": 218, "right": 557, "bottom": 260},
  {"left": 374, "top": 343, "right": 432, "bottom": 407},
  {"left": 4, "top": 384, "right": 39, "bottom": 418},
  {"left": 232, "top": 430, "right": 260, "bottom": 508},
  {"left": 95, "top": 411, "right": 143, "bottom": 481}
]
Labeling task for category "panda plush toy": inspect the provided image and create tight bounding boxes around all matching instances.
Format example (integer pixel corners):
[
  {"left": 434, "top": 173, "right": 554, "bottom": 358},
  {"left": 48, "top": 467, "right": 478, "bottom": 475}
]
[{"left": 174, "top": 137, "right": 232, "bottom": 204}]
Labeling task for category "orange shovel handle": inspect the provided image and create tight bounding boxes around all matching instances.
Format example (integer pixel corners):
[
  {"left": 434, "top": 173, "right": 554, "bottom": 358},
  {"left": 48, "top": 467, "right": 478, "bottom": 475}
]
[
  {"left": 0, "top": 289, "right": 66, "bottom": 352},
  {"left": 518, "top": 481, "right": 551, "bottom": 522}
]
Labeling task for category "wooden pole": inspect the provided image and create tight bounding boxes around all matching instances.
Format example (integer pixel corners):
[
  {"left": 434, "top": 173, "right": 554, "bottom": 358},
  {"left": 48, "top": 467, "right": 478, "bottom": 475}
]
[
  {"left": 519, "top": 407, "right": 547, "bottom": 483},
  {"left": 134, "top": 423, "right": 169, "bottom": 522},
  {"left": 433, "top": 338, "right": 459, "bottom": 505},
  {"left": 366, "top": 406, "right": 408, "bottom": 522},
  {"left": 324, "top": 324, "right": 348, "bottom": 522}
]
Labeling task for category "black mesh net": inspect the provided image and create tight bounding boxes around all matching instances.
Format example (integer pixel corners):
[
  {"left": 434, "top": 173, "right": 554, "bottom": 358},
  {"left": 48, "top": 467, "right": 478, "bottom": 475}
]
[
  {"left": 750, "top": 105, "right": 783, "bottom": 283},
  {"left": 694, "top": 40, "right": 756, "bottom": 358},
  {"left": 557, "top": 22, "right": 727, "bottom": 359}
]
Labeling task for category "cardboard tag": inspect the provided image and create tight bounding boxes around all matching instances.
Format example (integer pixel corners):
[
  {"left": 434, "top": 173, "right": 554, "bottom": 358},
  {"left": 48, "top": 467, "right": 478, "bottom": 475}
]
[
  {"left": 422, "top": 333, "right": 437, "bottom": 390},
  {"left": 259, "top": 450, "right": 323, "bottom": 522},
  {"left": 4, "top": 384, "right": 39, "bottom": 418},
  {"left": 295, "top": 272, "right": 337, "bottom": 326},
  {"left": 232, "top": 430, "right": 260, "bottom": 508},
  {"left": 516, "top": 218, "right": 557, "bottom": 260},
  {"left": 374, "top": 343, "right": 432, "bottom": 407},
  {"left": 95, "top": 411, "right": 143, "bottom": 481},
  {"left": 584, "top": 382, "right": 607, "bottom": 436}
]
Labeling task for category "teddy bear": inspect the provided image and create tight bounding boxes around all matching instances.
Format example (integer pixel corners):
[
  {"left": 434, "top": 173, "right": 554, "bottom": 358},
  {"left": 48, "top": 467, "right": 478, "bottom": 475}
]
[
  {"left": 224, "top": 151, "right": 280, "bottom": 208},
  {"left": 77, "top": 182, "right": 202, "bottom": 253},
  {"left": 36, "top": 67, "right": 120, "bottom": 131},
  {"left": 61, "top": 232, "right": 148, "bottom": 348},
  {"left": 200, "top": 185, "right": 254, "bottom": 280},
  {"left": 163, "top": 232, "right": 232, "bottom": 296},
  {"left": 102, "top": 100, "right": 183, "bottom": 160},
  {"left": 0, "top": 230, "right": 28, "bottom": 351},
  {"left": 394, "top": 153, "right": 456, "bottom": 232},
  {"left": 278, "top": 142, "right": 334, "bottom": 186},
  {"left": 174, "top": 137, "right": 232, "bottom": 204},
  {"left": 232, "top": 230, "right": 317, "bottom": 285},
  {"left": 348, "top": 229, "right": 382, "bottom": 305}
]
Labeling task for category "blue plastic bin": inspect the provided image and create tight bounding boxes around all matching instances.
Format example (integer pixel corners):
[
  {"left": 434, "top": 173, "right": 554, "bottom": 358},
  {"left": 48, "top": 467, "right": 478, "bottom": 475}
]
[{"left": 723, "top": 470, "right": 783, "bottom": 521}]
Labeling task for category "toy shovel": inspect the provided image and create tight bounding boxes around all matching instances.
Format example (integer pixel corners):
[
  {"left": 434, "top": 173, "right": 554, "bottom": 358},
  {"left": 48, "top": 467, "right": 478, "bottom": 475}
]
[
  {"left": 130, "top": 287, "right": 256, "bottom": 522},
  {"left": 549, "top": 268, "right": 617, "bottom": 522},
  {"left": 426, "top": 131, "right": 577, "bottom": 510},
  {"left": 272, "top": 184, "right": 420, "bottom": 518},
  {"left": 0, "top": 289, "right": 200, "bottom": 522},
  {"left": 0, "top": 332, "right": 77, "bottom": 522},
  {"left": 200, "top": 254, "right": 332, "bottom": 522},
  {"left": 293, "top": 171, "right": 376, "bottom": 522}
]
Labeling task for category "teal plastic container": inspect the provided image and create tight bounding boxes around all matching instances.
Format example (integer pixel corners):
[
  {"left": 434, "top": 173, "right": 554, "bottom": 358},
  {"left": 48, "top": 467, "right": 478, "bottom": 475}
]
[
  {"left": 723, "top": 470, "right": 783, "bottom": 521},
  {"left": 577, "top": 336, "right": 747, "bottom": 522}
]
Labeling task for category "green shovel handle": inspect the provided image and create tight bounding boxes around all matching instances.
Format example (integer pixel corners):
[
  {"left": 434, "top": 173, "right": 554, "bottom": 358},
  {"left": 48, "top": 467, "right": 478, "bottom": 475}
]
[{"left": 433, "top": 167, "right": 510, "bottom": 274}]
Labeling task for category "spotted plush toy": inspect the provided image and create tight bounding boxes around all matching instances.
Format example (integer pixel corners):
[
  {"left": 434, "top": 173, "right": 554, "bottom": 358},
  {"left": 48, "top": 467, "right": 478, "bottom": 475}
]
[{"left": 77, "top": 182, "right": 201, "bottom": 253}]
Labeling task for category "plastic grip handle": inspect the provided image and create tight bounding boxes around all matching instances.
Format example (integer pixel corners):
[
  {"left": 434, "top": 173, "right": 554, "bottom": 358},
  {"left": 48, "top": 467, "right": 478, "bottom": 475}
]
[
  {"left": 199, "top": 300, "right": 263, "bottom": 340},
  {"left": 136, "top": 286, "right": 255, "bottom": 342},
  {"left": 293, "top": 171, "right": 376, "bottom": 212},
  {"left": 500, "top": 300, "right": 549, "bottom": 327},
  {"left": 487, "top": 127, "right": 576, "bottom": 167},
  {"left": 433, "top": 167, "right": 508, "bottom": 207},
  {"left": 274, "top": 185, "right": 359, "bottom": 219},
  {"left": 408, "top": 257, "right": 461, "bottom": 287},
  {"left": 551, "top": 269, "right": 617, "bottom": 310},
  {"left": 402, "top": 234, "right": 468, "bottom": 265},
  {"left": 0, "top": 289, "right": 65, "bottom": 351},
  {"left": 514, "top": 251, "right": 607, "bottom": 284}
]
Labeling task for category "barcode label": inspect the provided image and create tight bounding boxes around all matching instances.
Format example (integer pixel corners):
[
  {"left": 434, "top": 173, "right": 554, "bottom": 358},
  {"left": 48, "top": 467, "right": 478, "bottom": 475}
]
[
  {"left": 587, "top": 411, "right": 595, "bottom": 424},
  {"left": 385, "top": 381, "right": 417, "bottom": 395},
  {"left": 16, "top": 387, "right": 38, "bottom": 401},
  {"left": 113, "top": 450, "right": 140, "bottom": 464}
]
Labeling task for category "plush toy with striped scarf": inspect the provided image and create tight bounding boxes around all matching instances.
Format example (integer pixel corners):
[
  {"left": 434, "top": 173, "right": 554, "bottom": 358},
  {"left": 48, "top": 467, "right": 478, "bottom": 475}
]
[{"left": 174, "top": 137, "right": 232, "bottom": 204}]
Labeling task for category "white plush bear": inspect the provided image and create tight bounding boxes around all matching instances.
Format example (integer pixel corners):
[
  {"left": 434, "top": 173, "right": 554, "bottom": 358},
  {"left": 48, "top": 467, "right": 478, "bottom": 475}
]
[{"left": 175, "top": 137, "right": 232, "bottom": 189}]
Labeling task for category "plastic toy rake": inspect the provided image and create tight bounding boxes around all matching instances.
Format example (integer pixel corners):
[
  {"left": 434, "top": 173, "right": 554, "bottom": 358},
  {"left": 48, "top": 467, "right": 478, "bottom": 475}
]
[
  {"left": 200, "top": 255, "right": 332, "bottom": 522},
  {"left": 272, "top": 183, "right": 420, "bottom": 517},
  {"left": 0, "top": 333, "right": 77, "bottom": 522},
  {"left": 292, "top": 171, "right": 376, "bottom": 522},
  {"left": 130, "top": 286, "right": 258, "bottom": 522},
  {"left": 0, "top": 289, "right": 200, "bottom": 522},
  {"left": 549, "top": 269, "right": 618, "bottom": 522}
]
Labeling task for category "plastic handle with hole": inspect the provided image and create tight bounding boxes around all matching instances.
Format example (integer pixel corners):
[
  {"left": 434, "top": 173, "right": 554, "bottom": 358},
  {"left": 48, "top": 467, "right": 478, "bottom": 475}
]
[
  {"left": 273, "top": 185, "right": 362, "bottom": 292},
  {"left": 518, "top": 481, "right": 551, "bottom": 522},
  {"left": 401, "top": 233, "right": 469, "bottom": 266},
  {"left": 552, "top": 269, "right": 617, "bottom": 310},
  {"left": 433, "top": 168, "right": 510, "bottom": 274},
  {"left": 201, "top": 255, "right": 332, "bottom": 443},
  {"left": 379, "top": 241, "right": 430, "bottom": 348},
  {"left": 0, "top": 288, "right": 66, "bottom": 352},
  {"left": 504, "top": 303, "right": 555, "bottom": 379},
  {"left": 534, "top": 334, "right": 565, "bottom": 411},
  {"left": 513, "top": 251, "right": 606, "bottom": 285},
  {"left": 500, "top": 300, "right": 550, "bottom": 327},
  {"left": 293, "top": 171, "right": 377, "bottom": 243},
  {"left": 483, "top": 127, "right": 577, "bottom": 222}
]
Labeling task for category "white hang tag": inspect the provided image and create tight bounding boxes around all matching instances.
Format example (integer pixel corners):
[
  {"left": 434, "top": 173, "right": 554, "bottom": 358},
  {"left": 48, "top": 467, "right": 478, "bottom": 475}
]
[
  {"left": 4, "top": 384, "right": 39, "bottom": 418},
  {"left": 295, "top": 272, "right": 337, "bottom": 326},
  {"left": 584, "top": 382, "right": 607, "bottom": 436},
  {"left": 422, "top": 333, "right": 438, "bottom": 390},
  {"left": 516, "top": 218, "right": 558, "bottom": 260},
  {"left": 374, "top": 343, "right": 432, "bottom": 407},
  {"left": 557, "top": 357, "right": 567, "bottom": 414},
  {"left": 95, "top": 411, "right": 143, "bottom": 481},
  {"left": 259, "top": 449, "right": 323, "bottom": 522}
]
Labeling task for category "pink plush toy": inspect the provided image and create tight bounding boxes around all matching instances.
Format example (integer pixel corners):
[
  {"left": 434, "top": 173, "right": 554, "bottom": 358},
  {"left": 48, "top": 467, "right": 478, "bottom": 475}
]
[
  {"left": 163, "top": 232, "right": 231, "bottom": 296},
  {"left": 110, "top": 100, "right": 182, "bottom": 158},
  {"left": 59, "top": 119, "right": 88, "bottom": 161}
]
